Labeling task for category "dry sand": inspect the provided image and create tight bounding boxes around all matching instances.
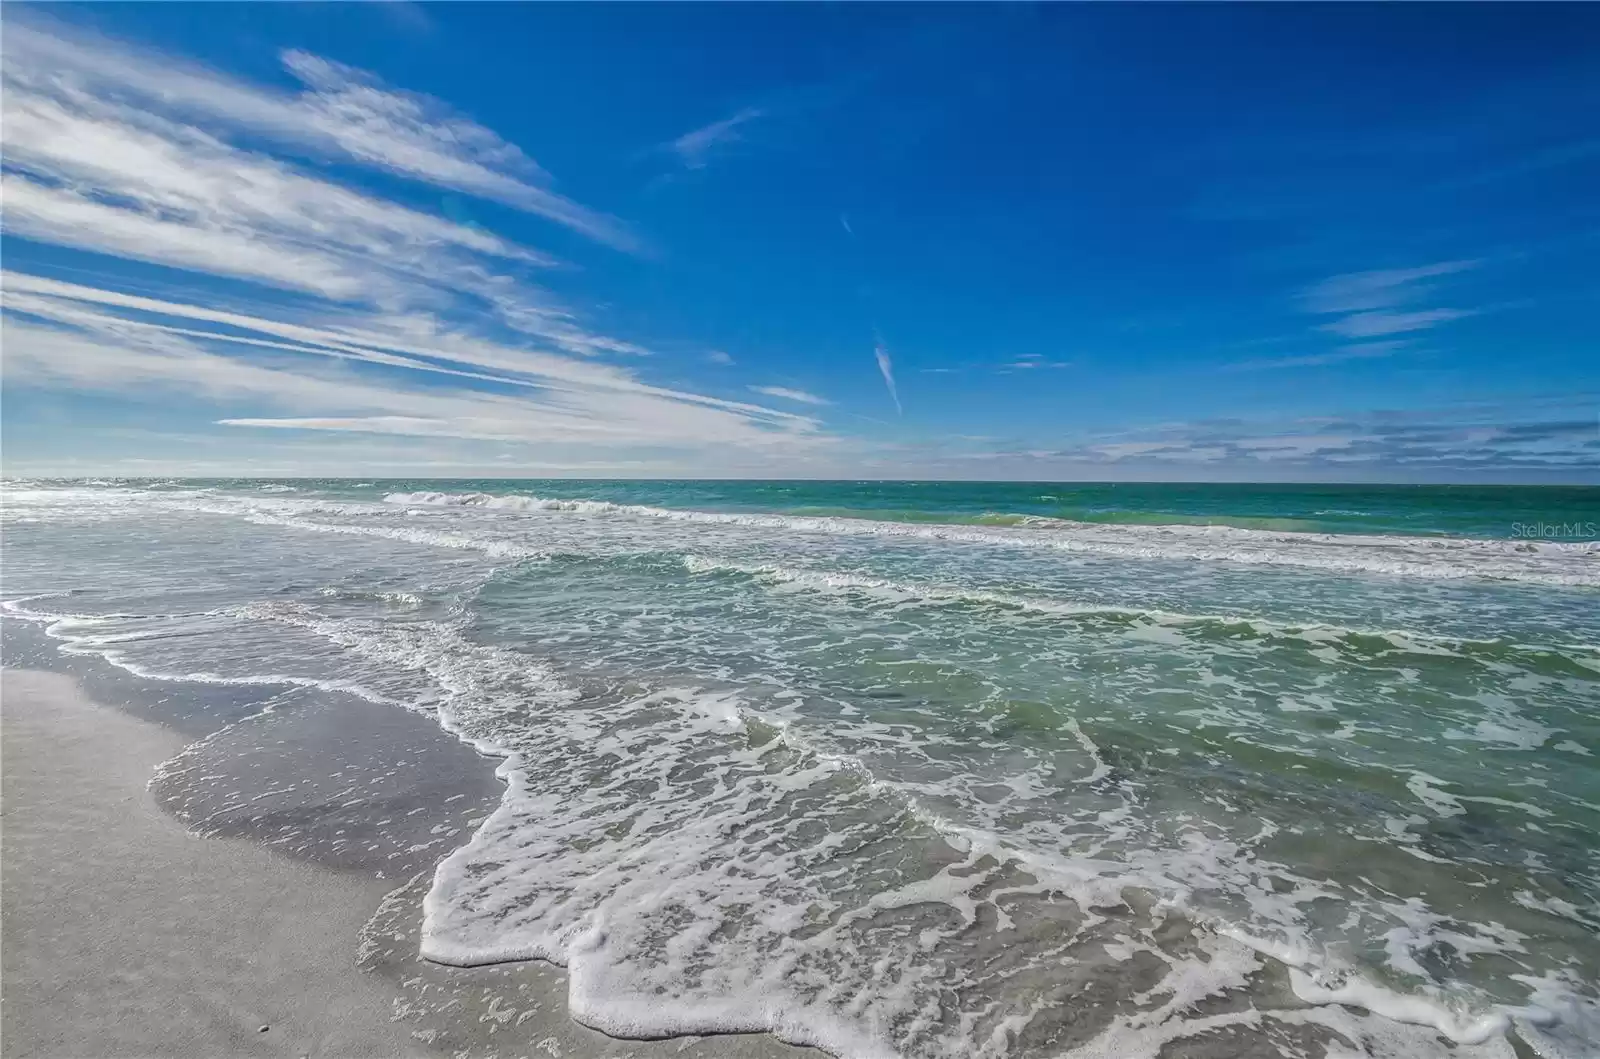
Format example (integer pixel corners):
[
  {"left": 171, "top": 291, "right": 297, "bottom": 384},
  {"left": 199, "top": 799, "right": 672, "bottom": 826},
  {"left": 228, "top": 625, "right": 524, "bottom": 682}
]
[
  {"left": 2, "top": 668, "right": 431, "bottom": 1058},
  {"left": 1, "top": 667, "right": 811, "bottom": 1059}
]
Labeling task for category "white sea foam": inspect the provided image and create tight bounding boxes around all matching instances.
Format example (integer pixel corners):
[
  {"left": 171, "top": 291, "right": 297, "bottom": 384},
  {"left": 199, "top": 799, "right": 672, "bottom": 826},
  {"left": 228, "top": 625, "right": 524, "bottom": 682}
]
[
  {"left": 678, "top": 555, "right": 1600, "bottom": 662},
  {"left": 382, "top": 490, "right": 1600, "bottom": 587},
  {"left": 228, "top": 607, "right": 1589, "bottom": 1058},
  {"left": 1289, "top": 968, "right": 1509, "bottom": 1044},
  {"left": 216, "top": 504, "right": 553, "bottom": 561},
  {"left": 8, "top": 482, "right": 1596, "bottom": 1058},
  {"left": 24, "top": 586, "right": 1564, "bottom": 1057},
  {"left": 681, "top": 554, "right": 1124, "bottom": 617},
  {"left": 317, "top": 586, "right": 425, "bottom": 607}
]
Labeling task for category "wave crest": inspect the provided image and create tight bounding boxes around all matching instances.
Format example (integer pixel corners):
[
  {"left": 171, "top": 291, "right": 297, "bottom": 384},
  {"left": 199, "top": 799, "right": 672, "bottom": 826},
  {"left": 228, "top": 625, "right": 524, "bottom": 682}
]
[{"left": 384, "top": 490, "right": 1599, "bottom": 587}]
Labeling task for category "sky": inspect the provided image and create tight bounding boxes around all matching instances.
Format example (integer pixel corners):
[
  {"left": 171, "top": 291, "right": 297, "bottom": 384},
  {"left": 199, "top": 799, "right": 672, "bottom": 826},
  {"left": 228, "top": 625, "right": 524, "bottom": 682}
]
[{"left": 2, "top": 3, "right": 1596, "bottom": 482}]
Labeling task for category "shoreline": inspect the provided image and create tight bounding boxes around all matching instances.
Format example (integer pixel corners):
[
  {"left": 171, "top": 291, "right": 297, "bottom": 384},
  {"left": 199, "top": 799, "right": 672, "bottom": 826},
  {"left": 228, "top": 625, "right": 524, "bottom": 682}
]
[{"left": 1, "top": 621, "right": 813, "bottom": 1059}]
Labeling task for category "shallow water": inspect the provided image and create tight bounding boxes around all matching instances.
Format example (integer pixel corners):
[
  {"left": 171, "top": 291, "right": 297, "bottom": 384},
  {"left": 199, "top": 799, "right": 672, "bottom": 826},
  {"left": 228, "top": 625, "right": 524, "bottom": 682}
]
[{"left": 3, "top": 479, "right": 1596, "bottom": 1059}]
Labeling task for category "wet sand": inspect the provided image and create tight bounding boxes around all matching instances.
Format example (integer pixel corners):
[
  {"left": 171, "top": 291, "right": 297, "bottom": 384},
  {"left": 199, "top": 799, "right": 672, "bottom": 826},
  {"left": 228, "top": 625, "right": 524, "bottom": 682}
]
[{"left": 1, "top": 628, "right": 812, "bottom": 1059}]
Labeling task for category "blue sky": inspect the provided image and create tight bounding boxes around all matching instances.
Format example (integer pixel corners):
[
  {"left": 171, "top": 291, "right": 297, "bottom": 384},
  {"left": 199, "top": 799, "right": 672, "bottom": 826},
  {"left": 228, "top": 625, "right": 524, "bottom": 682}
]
[{"left": 2, "top": 3, "right": 1596, "bottom": 481}]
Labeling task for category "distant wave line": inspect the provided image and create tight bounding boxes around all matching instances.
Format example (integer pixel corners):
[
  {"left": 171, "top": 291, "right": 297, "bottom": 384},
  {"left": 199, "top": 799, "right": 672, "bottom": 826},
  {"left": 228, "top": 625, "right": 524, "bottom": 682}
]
[{"left": 381, "top": 490, "right": 1600, "bottom": 588}]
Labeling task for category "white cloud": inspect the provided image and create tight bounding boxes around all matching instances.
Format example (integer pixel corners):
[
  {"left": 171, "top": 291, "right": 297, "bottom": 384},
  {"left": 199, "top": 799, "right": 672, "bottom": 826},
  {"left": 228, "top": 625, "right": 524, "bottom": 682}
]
[
  {"left": 3, "top": 273, "right": 825, "bottom": 444},
  {"left": 668, "top": 107, "right": 764, "bottom": 169},
  {"left": 0, "top": 21, "right": 840, "bottom": 467},
  {"left": 0, "top": 174, "right": 367, "bottom": 301},
  {"left": 1299, "top": 259, "right": 1479, "bottom": 343},
  {"left": 874, "top": 342, "right": 902, "bottom": 415},
  {"left": 3, "top": 305, "right": 830, "bottom": 451},
  {"left": 1300, "top": 260, "right": 1479, "bottom": 314},
  {"left": 0, "top": 27, "right": 652, "bottom": 357},
  {"left": 707, "top": 350, "right": 736, "bottom": 366},
  {"left": 999, "top": 354, "right": 1070, "bottom": 372},
  {"left": 750, "top": 385, "right": 829, "bottom": 406},
  {"left": 1225, "top": 341, "right": 1408, "bottom": 371},
  {"left": 216, "top": 416, "right": 567, "bottom": 443},
  {"left": 1233, "top": 435, "right": 1358, "bottom": 458},
  {"left": 1090, "top": 441, "right": 1172, "bottom": 459},
  {"left": 1011, "top": 398, "right": 1598, "bottom": 475},
  {"left": 1320, "top": 309, "right": 1475, "bottom": 338},
  {"left": 0, "top": 15, "right": 633, "bottom": 249}
]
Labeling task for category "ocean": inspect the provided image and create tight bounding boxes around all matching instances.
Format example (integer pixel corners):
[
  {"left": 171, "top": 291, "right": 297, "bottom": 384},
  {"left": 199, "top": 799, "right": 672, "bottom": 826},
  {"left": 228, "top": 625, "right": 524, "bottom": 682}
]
[{"left": 3, "top": 478, "right": 1596, "bottom": 1059}]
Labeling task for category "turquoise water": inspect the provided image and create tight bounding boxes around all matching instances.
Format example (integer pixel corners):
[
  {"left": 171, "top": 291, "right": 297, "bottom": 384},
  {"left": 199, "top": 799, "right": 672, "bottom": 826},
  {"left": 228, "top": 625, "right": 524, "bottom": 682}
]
[
  {"left": 164, "top": 478, "right": 1600, "bottom": 537},
  {"left": 3, "top": 479, "right": 1597, "bottom": 1059}
]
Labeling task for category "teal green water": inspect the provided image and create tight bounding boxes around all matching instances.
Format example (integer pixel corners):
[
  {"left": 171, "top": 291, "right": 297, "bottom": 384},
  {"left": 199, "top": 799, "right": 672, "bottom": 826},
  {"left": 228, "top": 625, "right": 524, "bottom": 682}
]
[
  {"left": 168, "top": 478, "right": 1600, "bottom": 538},
  {"left": 3, "top": 479, "right": 1597, "bottom": 1058}
]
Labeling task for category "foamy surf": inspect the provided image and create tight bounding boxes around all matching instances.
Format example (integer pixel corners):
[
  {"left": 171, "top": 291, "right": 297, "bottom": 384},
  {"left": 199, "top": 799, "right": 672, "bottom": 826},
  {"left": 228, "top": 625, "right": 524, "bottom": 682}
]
[
  {"left": 382, "top": 489, "right": 1599, "bottom": 587},
  {"left": 4, "top": 479, "right": 1596, "bottom": 1058}
]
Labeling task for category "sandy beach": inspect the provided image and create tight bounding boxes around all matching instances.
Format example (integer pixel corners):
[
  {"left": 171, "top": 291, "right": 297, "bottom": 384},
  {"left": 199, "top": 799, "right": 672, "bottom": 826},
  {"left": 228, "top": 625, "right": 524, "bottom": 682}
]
[
  {"left": 2, "top": 667, "right": 430, "bottom": 1058},
  {"left": 1, "top": 660, "right": 811, "bottom": 1059}
]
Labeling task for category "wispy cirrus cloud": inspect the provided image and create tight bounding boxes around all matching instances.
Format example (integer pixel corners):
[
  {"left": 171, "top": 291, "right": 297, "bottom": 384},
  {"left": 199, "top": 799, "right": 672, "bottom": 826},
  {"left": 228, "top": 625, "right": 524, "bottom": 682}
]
[
  {"left": 1299, "top": 260, "right": 1480, "bottom": 314},
  {"left": 1319, "top": 308, "right": 1477, "bottom": 339},
  {"left": 0, "top": 91, "right": 547, "bottom": 297},
  {"left": 0, "top": 19, "right": 837, "bottom": 468},
  {"left": 0, "top": 15, "right": 634, "bottom": 250},
  {"left": 667, "top": 106, "right": 765, "bottom": 170},
  {"left": 1298, "top": 259, "right": 1480, "bottom": 342},
  {"left": 1225, "top": 340, "right": 1407, "bottom": 371},
  {"left": 874, "top": 341, "right": 903, "bottom": 415},
  {"left": 1026, "top": 398, "right": 1598, "bottom": 474},
  {"left": 0, "top": 91, "right": 626, "bottom": 359},
  {"left": 3, "top": 274, "right": 828, "bottom": 450},
  {"left": 750, "top": 385, "right": 830, "bottom": 406},
  {"left": 998, "top": 353, "right": 1071, "bottom": 372}
]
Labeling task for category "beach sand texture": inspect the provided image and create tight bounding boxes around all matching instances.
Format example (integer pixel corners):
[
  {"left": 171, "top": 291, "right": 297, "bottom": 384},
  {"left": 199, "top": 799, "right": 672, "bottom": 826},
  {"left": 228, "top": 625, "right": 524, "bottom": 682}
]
[
  {"left": 1, "top": 666, "right": 808, "bottom": 1059},
  {"left": 2, "top": 668, "right": 428, "bottom": 1058}
]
